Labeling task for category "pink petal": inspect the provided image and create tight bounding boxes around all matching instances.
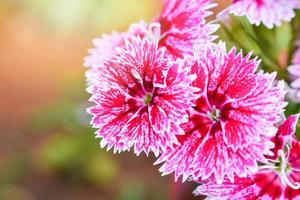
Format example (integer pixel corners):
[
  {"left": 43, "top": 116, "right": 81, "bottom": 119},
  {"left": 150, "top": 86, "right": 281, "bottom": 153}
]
[
  {"left": 149, "top": 105, "right": 169, "bottom": 134},
  {"left": 254, "top": 170, "right": 283, "bottom": 199},
  {"left": 157, "top": 0, "right": 218, "bottom": 58},
  {"left": 194, "top": 177, "right": 255, "bottom": 200}
]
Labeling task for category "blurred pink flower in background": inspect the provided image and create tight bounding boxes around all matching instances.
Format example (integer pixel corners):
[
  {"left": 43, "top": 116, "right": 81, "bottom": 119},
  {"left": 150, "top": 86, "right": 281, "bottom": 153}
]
[
  {"left": 228, "top": 0, "right": 300, "bottom": 28},
  {"left": 156, "top": 42, "right": 287, "bottom": 184},
  {"left": 194, "top": 114, "right": 300, "bottom": 200},
  {"left": 88, "top": 37, "right": 198, "bottom": 156},
  {"left": 288, "top": 47, "right": 300, "bottom": 102}
]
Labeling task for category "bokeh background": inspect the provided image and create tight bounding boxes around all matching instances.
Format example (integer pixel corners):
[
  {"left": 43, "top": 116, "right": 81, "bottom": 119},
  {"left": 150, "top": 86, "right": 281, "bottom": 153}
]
[{"left": 0, "top": 1, "right": 229, "bottom": 199}]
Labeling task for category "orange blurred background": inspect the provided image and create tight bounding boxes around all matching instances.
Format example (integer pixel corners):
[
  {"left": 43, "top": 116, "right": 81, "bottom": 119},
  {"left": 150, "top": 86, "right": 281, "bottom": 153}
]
[{"left": 0, "top": 1, "right": 230, "bottom": 199}]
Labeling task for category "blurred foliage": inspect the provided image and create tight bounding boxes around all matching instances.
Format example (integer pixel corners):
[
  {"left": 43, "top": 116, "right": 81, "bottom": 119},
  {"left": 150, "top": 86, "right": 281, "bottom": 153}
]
[
  {"left": 117, "top": 180, "right": 168, "bottom": 200},
  {"left": 118, "top": 182, "right": 146, "bottom": 200},
  {"left": 0, "top": 185, "right": 34, "bottom": 200},
  {"left": 0, "top": 154, "right": 29, "bottom": 185},
  {"left": 0, "top": 154, "right": 30, "bottom": 200},
  {"left": 38, "top": 131, "right": 119, "bottom": 188},
  {"left": 26, "top": 72, "right": 119, "bottom": 188}
]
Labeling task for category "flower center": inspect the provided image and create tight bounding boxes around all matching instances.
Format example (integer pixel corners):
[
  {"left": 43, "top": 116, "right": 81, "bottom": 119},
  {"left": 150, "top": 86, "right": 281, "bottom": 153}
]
[
  {"left": 278, "top": 149, "right": 300, "bottom": 190},
  {"left": 260, "top": 148, "right": 300, "bottom": 190},
  {"left": 143, "top": 93, "right": 152, "bottom": 105},
  {"left": 207, "top": 107, "right": 221, "bottom": 122}
]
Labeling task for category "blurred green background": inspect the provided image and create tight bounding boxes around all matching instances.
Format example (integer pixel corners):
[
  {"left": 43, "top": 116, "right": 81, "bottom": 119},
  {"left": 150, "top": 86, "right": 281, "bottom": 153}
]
[{"left": 0, "top": 1, "right": 229, "bottom": 200}]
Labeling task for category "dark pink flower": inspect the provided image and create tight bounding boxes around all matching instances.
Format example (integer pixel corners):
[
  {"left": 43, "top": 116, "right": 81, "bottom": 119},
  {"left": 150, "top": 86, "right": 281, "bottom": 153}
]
[
  {"left": 288, "top": 47, "right": 300, "bottom": 102},
  {"left": 155, "top": 0, "right": 218, "bottom": 58},
  {"left": 155, "top": 42, "right": 287, "bottom": 183},
  {"left": 228, "top": 0, "right": 300, "bottom": 28},
  {"left": 88, "top": 36, "right": 198, "bottom": 156},
  {"left": 195, "top": 114, "right": 300, "bottom": 200}
]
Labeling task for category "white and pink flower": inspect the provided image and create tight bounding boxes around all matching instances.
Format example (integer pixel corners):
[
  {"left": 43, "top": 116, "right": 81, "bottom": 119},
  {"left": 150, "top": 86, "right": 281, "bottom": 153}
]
[
  {"left": 88, "top": 36, "right": 198, "bottom": 156},
  {"left": 228, "top": 0, "right": 300, "bottom": 28},
  {"left": 156, "top": 42, "right": 287, "bottom": 183}
]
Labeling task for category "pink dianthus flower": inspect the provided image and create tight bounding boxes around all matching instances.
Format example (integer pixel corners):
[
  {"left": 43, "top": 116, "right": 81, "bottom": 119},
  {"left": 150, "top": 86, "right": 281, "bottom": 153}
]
[
  {"left": 155, "top": 42, "right": 287, "bottom": 183},
  {"left": 88, "top": 36, "right": 198, "bottom": 156}
]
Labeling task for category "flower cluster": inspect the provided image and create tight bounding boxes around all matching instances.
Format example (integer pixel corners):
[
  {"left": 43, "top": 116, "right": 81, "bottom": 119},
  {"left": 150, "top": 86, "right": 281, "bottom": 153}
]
[{"left": 85, "top": 0, "right": 300, "bottom": 199}]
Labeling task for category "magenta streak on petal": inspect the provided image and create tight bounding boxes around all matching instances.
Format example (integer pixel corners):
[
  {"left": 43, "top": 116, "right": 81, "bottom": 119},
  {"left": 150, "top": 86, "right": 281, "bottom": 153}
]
[{"left": 156, "top": 42, "right": 286, "bottom": 184}]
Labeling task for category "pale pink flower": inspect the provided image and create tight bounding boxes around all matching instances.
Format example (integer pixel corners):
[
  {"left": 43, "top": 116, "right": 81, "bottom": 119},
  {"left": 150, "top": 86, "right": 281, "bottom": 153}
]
[
  {"left": 88, "top": 36, "right": 198, "bottom": 156},
  {"left": 84, "top": 21, "right": 149, "bottom": 84},
  {"left": 288, "top": 47, "right": 300, "bottom": 102},
  {"left": 228, "top": 0, "right": 300, "bottom": 29},
  {"left": 84, "top": 32, "right": 128, "bottom": 69},
  {"left": 84, "top": 31, "right": 128, "bottom": 84},
  {"left": 155, "top": 42, "right": 287, "bottom": 183},
  {"left": 84, "top": 21, "right": 150, "bottom": 68},
  {"left": 194, "top": 114, "right": 300, "bottom": 200}
]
